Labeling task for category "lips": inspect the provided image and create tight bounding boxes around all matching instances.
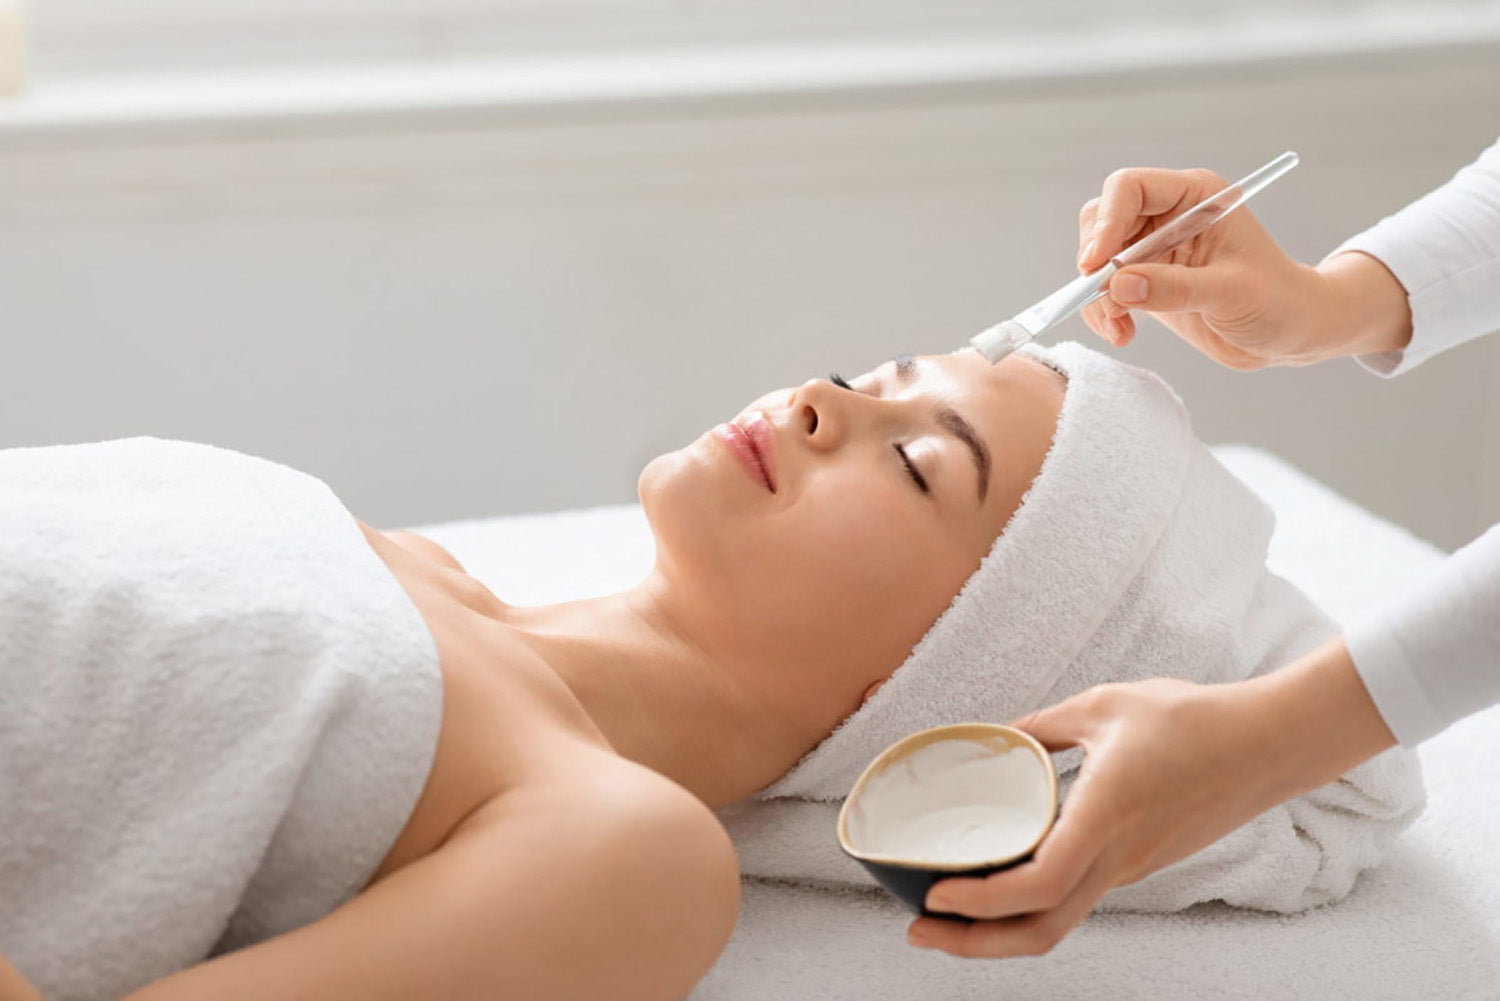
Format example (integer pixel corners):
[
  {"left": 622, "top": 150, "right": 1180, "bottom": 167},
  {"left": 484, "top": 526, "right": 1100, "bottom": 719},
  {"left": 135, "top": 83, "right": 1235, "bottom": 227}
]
[{"left": 712, "top": 411, "right": 777, "bottom": 493}]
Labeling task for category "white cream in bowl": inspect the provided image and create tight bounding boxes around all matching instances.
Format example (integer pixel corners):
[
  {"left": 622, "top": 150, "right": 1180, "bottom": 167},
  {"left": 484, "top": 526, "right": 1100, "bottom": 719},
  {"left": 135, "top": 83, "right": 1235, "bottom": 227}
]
[{"left": 844, "top": 738, "right": 1053, "bottom": 866}]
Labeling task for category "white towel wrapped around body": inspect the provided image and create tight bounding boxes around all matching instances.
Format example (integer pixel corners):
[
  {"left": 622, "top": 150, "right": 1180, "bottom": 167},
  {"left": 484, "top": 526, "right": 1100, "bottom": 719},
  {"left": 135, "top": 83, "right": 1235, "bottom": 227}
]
[
  {"left": 0, "top": 437, "right": 443, "bottom": 1001},
  {"left": 725, "top": 342, "right": 1424, "bottom": 913}
]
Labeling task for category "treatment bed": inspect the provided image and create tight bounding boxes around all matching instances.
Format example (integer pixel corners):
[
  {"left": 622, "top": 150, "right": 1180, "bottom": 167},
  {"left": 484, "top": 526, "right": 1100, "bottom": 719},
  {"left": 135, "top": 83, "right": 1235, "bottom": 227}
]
[{"left": 415, "top": 446, "right": 1500, "bottom": 1001}]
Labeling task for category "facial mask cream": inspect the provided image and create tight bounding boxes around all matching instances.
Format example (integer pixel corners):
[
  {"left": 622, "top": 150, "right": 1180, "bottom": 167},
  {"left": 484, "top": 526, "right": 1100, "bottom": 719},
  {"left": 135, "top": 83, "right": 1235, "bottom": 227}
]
[{"left": 846, "top": 739, "right": 1051, "bottom": 866}]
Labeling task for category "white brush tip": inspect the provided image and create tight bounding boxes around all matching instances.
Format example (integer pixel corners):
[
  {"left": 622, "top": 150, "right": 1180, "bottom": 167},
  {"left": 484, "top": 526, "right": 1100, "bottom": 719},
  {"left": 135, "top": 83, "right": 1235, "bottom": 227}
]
[{"left": 969, "top": 320, "right": 1031, "bottom": 364}]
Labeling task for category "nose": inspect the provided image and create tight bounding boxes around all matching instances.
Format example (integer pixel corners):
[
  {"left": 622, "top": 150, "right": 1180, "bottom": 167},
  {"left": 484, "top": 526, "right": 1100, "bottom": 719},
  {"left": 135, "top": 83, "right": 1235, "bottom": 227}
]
[{"left": 793, "top": 377, "right": 862, "bottom": 453}]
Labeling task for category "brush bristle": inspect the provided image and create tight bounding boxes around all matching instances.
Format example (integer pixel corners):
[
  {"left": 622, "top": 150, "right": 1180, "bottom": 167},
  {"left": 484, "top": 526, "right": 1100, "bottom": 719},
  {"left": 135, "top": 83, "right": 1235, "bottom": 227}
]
[{"left": 969, "top": 320, "right": 1030, "bottom": 364}]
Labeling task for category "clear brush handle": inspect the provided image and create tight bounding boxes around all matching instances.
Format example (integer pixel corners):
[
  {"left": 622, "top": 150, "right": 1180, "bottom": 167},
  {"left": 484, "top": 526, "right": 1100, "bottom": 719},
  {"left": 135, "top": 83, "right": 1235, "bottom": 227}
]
[
  {"left": 1067, "top": 150, "right": 1300, "bottom": 317},
  {"left": 1112, "top": 150, "right": 1300, "bottom": 269},
  {"left": 1049, "top": 149, "right": 1303, "bottom": 324}
]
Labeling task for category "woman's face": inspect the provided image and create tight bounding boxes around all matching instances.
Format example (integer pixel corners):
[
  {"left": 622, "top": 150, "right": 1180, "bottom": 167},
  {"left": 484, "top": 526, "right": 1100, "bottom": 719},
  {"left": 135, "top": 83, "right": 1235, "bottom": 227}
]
[{"left": 639, "top": 349, "right": 1065, "bottom": 715}]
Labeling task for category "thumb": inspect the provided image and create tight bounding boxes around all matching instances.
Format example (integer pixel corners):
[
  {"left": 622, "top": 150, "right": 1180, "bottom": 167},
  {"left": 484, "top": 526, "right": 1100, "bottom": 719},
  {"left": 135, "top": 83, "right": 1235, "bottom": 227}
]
[
  {"left": 1107, "top": 261, "right": 1241, "bottom": 315},
  {"left": 1010, "top": 692, "right": 1095, "bottom": 753}
]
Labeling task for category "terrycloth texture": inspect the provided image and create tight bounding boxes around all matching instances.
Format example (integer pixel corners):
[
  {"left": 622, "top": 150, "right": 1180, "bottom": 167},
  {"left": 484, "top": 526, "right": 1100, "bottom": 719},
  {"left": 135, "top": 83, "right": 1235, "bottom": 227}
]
[
  {"left": 728, "top": 342, "right": 1423, "bottom": 912},
  {"left": 411, "top": 450, "right": 1495, "bottom": 999},
  {"left": 699, "top": 684, "right": 1500, "bottom": 1001},
  {"left": 0, "top": 437, "right": 443, "bottom": 1001}
]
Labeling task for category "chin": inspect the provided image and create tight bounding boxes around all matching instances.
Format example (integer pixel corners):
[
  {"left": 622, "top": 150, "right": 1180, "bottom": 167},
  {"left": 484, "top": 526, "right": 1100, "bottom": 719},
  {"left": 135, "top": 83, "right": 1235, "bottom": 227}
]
[
  {"left": 637, "top": 447, "right": 689, "bottom": 517},
  {"left": 638, "top": 441, "right": 726, "bottom": 573}
]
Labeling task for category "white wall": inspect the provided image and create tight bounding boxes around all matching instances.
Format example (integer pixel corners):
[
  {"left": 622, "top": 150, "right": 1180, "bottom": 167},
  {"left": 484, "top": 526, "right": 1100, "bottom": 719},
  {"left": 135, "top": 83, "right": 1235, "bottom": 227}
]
[{"left": 1, "top": 43, "right": 1496, "bottom": 548}]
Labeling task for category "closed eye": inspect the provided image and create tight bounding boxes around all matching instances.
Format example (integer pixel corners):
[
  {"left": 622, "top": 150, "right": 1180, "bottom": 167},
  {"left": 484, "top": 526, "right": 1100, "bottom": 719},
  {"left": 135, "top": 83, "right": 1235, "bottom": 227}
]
[
  {"left": 894, "top": 444, "right": 929, "bottom": 493},
  {"left": 829, "top": 372, "right": 930, "bottom": 494}
]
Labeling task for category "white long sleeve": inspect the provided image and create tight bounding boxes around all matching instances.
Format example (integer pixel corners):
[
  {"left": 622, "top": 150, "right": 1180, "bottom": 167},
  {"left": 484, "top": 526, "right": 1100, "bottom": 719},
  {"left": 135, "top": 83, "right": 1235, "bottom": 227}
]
[
  {"left": 1330, "top": 136, "right": 1500, "bottom": 377},
  {"left": 1345, "top": 524, "right": 1500, "bottom": 746},
  {"left": 1329, "top": 138, "right": 1500, "bottom": 746}
]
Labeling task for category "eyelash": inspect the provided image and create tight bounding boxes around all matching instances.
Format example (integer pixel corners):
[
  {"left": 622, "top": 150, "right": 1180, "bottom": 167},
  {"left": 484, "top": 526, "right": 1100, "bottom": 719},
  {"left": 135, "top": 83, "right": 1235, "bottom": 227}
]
[
  {"left": 895, "top": 444, "right": 929, "bottom": 493},
  {"left": 826, "top": 372, "right": 929, "bottom": 494}
]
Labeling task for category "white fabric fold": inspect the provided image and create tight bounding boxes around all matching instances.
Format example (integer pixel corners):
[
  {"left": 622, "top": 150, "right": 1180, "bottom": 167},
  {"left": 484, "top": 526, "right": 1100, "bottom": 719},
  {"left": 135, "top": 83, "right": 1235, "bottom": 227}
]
[{"left": 727, "top": 342, "right": 1424, "bottom": 913}]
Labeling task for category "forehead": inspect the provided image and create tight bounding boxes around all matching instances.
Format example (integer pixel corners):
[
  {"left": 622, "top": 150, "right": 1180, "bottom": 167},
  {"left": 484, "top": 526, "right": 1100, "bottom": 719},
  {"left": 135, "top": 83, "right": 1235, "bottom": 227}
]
[{"left": 870, "top": 349, "right": 1066, "bottom": 436}]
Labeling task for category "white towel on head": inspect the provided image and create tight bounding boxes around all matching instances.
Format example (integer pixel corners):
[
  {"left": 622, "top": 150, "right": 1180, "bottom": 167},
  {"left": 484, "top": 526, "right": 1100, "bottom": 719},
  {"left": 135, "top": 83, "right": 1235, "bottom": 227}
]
[{"left": 724, "top": 342, "right": 1423, "bottom": 912}]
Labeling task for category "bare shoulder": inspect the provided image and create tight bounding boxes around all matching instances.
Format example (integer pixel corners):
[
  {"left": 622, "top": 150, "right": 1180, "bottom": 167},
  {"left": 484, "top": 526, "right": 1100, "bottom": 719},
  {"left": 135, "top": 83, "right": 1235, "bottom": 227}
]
[
  {"left": 356, "top": 520, "right": 465, "bottom": 572},
  {"left": 458, "top": 749, "right": 738, "bottom": 879},
  {"left": 429, "top": 755, "right": 742, "bottom": 998},
  {"left": 127, "top": 752, "right": 740, "bottom": 1001},
  {"left": 384, "top": 530, "right": 466, "bottom": 572}
]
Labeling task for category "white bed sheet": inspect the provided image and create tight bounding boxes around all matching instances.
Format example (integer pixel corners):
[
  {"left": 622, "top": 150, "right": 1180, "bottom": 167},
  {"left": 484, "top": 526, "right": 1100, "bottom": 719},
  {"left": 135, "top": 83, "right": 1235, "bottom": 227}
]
[{"left": 416, "top": 446, "right": 1500, "bottom": 1001}]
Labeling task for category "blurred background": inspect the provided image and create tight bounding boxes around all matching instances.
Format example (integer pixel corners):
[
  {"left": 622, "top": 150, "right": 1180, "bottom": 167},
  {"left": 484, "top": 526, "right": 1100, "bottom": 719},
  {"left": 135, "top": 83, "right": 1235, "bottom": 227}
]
[{"left": 0, "top": 0, "right": 1496, "bottom": 548}]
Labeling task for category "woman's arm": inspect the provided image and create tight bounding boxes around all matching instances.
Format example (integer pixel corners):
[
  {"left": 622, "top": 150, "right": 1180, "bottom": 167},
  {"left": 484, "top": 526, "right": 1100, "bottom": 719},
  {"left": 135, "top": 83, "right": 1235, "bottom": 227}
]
[
  {"left": 0, "top": 953, "right": 44, "bottom": 1001},
  {"left": 125, "top": 771, "right": 739, "bottom": 1001}
]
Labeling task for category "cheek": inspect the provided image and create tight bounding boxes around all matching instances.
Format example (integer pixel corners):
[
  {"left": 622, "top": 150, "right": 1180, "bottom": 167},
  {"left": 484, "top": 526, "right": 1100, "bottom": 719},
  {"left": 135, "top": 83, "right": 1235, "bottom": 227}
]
[
  {"left": 804, "top": 497, "right": 921, "bottom": 583},
  {"left": 642, "top": 446, "right": 986, "bottom": 660},
  {"left": 747, "top": 489, "right": 977, "bottom": 647}
]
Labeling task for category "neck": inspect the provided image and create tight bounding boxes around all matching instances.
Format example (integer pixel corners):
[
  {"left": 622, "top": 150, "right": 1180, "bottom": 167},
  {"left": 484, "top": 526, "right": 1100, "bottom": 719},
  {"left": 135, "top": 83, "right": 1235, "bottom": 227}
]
[{"left": 496, "top": 576, "right": 819, "bottom": 807}]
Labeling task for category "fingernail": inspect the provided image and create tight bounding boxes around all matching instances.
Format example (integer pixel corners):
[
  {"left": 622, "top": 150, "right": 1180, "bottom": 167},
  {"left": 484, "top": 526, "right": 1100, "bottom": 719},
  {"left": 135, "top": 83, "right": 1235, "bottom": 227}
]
[
  {"left": 1077, "top": 240, "right": 1096, "bottom": 267},
  {"left": 926, "top": 892, "right": 954, "bottom": 912},
  {"left": 908, "top": 929, "right": 933, "bottom": 949},
  {"left": 1113, "top": 273, "right": 1148, "bottom": 304}
]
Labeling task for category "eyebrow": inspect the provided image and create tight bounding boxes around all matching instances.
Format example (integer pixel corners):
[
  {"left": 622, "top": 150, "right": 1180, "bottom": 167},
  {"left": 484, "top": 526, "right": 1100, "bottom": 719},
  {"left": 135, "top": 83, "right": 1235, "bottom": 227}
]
[{"left": 893, "top": 355, "right": 991, "bottom": 504}]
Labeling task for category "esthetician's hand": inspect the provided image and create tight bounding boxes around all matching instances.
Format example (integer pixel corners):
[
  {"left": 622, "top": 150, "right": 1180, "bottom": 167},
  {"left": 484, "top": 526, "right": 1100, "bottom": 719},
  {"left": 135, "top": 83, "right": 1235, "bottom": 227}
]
[
  {"left": 0, "top": 951, "right": 44, "bottom": 1001},
  {"left": 907, "top": 637, "right": 1398, "bottom": 958},
  {"left": 1076, "top": 167, "right": 1412, "bottom": 368}
]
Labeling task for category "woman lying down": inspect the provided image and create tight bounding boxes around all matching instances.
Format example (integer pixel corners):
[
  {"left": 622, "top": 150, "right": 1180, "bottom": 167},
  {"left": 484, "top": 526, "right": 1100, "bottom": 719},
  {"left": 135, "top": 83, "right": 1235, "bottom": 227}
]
[{"left": 0, "top": 342, "right": 1420, "bottom": 1001}]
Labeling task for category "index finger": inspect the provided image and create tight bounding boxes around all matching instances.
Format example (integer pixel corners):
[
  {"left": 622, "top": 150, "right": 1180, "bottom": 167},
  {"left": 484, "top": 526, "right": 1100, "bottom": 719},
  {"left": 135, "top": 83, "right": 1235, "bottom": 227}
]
[
  {"left": 923, "top": 772, "right": 1111, "bottom": 920},
  {"left": 912, "top": 857, "right": 1116, "bottom": 959},
  {"left": 1082, "top": 167, "right": 1223, "bottom": 271}
]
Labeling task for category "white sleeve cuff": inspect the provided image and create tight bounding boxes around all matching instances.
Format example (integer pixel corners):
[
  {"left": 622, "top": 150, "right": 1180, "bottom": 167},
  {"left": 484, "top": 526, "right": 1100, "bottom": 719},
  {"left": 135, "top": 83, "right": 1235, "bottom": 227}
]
[
  {"left": 1328, "top": 137, "right": 1500, "bottom": 378},
  {"left": 1345, "top": 617, "right": 1447, "bottom": 748},
  {"left": 1345, "top": 523, "right": 1500, "bottom": 747},
  {"left": 1321, "top": 242, "right": 1442, "bottom": 380}
]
